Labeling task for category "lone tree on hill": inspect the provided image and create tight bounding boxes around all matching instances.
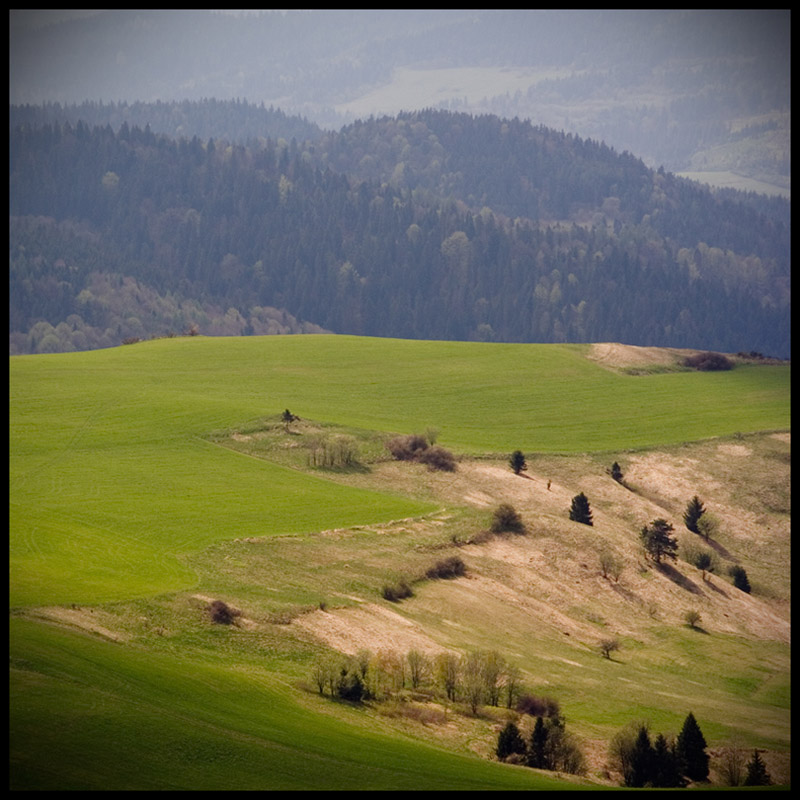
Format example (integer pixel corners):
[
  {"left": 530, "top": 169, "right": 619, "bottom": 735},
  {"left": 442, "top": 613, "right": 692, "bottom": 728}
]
[
  {"left": 509, "top": 449, "right": 527, "bottom": 475},
  {"left": 729, "top": 564, "right": 751, "bottom": 593},
  {"left": 640, "top": 518, "right": 678, "bottom": 564},
  {"left": 676, "top": 711, "right": 709, "bottom": 782},
  {"left": 610, "top": 461, "right": 624, "bottom": 483},
  {"left": 569, "top": 492, "right": 593, "bottom": 526},
  {"left": 683, "top": 495, "right": 706, "bottom": 533},
  {"left": 743, "top": 750, "right": 772, "bottom": 786},
  {"left": 684, "top": 609, "right": 702, "bottom": 629},
  {"left": 599, "top": 638, "right": 621, "bottom": 659}
]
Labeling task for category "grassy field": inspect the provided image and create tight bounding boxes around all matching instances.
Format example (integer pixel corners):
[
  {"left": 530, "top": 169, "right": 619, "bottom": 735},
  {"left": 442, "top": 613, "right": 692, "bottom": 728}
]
[{"left": 9, "top": 335, "right": 790, "bottom": 789}]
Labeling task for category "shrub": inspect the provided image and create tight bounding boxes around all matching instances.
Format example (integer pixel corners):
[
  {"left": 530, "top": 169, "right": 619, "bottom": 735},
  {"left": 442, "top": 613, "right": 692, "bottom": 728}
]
[
  {"left": 207, "top": 599, "right": 241, "bottom": 625},
  {"left": 386, "top": 434, "right": 429, "bottom": 461},
  {"left": 386, "top": 434, "right": 457, "bottom": 471},
  {"left": 425, "top": 556, "right": 466, "bottom": 580},
  {"left": 417, "top": 444, "right": 457, "bottom": 472},
  {"left": 381, "top": 579, "right": 414, "bottom": 602},
  {"left": 516, "top": 693, "right": 560, "bottom": 719},
  {"left": 490, "top": 503, "right": 526, "bottom": 534},
  {"left": 683, "top": 351, "right": 733, "bottom": 371}
]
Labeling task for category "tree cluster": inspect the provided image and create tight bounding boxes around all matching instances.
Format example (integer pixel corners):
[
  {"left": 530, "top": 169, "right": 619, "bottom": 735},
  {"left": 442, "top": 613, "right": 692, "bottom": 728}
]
[
  {"left": 496, "top": 716, "right": 586, "bottom": 775},
  {"left": 610, "top": 712, "right": 709, "bottom": 787},
  {"left": 311, "top": 647, "right": 525, "bottom": 715}
]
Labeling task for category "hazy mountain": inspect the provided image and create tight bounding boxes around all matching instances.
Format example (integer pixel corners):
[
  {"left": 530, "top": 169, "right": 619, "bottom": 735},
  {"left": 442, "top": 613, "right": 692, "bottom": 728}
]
[{"left": 9, "top": 9, "right": 790, "bottom": 194}]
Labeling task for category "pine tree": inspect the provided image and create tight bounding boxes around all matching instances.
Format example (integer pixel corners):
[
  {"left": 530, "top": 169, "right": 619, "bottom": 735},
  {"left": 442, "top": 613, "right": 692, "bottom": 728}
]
[
  {"left": 509, "top": 449, "right": 527, "bottom": 475},
  {"left": 729, "top": 564, "right": 751, "bottom": 593},
  {"left": 743, "top": 749, "right": 772, "bottom": 786},
  {"left": 629, "top": 724, "right": 655, "bottom": 787},
  {"left": 640, "top": 518, "right": 678, "bottom": 563},
  {"left": 683, "top": 495, "right": 706, "bottom": 533},
  {"left": 569, "top": 492, "right": 593, "bottom": 526},
  {"left": 610, "top": 461, "right": 624, "bottom": 483},
  {"left": 496, "top": 721, "right": 527, "bottom": 760},
  {"left": 652, "top": 733, "right": 684, "bottom": 787},
  {"left": 528, "top": 716, "right": 548, "bottom": 769},
  {"left": 676, "top": 711, "right": 709, "bottom": 781}
]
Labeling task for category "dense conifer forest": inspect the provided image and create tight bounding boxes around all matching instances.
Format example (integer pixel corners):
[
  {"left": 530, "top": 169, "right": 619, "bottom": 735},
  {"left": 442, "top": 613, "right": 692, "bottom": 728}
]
[{"left": 9, "top": 102, "right": 790, "bottom": 356}]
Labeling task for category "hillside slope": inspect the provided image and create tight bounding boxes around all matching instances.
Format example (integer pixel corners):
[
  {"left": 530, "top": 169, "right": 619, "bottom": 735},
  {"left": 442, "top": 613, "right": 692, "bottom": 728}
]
[{"left": 9, "top": 337, "right": 790, "bottom": 788}]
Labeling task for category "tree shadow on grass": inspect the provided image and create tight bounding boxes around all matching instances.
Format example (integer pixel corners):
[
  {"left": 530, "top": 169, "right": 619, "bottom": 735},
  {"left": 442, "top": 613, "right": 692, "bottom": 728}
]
[
  {"left": 705, "top": 537, "right": 735, "bottom": 561},
  {"left": 703, "top": 577, "right": 730, "bottom": 598},
  {"left": 686, "top": 624, "right": 710, "bottom": 635},
  {"left": 656, "top": 562, "right": 705, "bottom": 595}
]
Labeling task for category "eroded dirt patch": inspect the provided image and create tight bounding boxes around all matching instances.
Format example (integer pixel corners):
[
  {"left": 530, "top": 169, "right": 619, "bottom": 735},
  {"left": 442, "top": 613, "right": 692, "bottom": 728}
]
[
  {"left": 587, "top": 342, "right": 699, "bottom": 371},
  {"left": 292, "top": 602, "right": 451, "bottom": 656}
]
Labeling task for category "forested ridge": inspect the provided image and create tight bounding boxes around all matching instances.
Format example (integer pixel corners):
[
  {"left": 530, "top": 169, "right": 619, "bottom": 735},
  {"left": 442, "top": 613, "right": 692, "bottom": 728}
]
[{"left": 9, "top": 103, "right": 790, "bottom": 356}]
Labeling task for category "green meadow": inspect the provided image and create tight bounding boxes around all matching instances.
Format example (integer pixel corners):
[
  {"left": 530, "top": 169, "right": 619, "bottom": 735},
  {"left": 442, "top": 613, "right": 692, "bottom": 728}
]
[{"left": 9, "top": 335, "right": 790, "bottom": 789}]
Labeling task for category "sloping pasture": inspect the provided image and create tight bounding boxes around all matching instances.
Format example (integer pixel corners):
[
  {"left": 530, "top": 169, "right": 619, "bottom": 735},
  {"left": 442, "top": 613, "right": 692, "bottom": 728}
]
[{"left": 9, "top": 335, "right": 790, "bottom": 789}]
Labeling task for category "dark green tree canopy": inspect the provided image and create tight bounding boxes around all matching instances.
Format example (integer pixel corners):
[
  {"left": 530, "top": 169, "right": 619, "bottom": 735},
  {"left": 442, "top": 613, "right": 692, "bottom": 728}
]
[
  {"left": 496, "top": 721, "right": 527, "bottom": 761},
  {"left": 509, "top": 450, "right": 527, "bottom": 475},
  {"left": 640, "top": 518, "right": 678, "bottom": 563},
  {"left": 729, "top": 564, "right": 752, "bottom": 593},
  {"left": 569, "top": 492, "right": 593, "bottom": 526},
  {"left": 743, "top": 749, "right": 772, "bottom": 786},
  {"left": 676, "top": 711, "right": 709, "bottom": 782},
  {"left": 683, "top": 495, "right": 706, "bottom": 533}
]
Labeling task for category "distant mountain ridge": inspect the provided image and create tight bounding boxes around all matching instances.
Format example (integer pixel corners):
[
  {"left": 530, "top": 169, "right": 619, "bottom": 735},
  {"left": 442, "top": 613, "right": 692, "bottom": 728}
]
[{"left": 9, "top": 103, "right": 790, "bottom": 357}]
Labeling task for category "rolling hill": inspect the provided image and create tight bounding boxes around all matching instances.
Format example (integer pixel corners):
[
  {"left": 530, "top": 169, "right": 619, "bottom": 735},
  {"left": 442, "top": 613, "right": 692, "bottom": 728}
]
[{"left": 9, "top": 336, "right": 790, "bottom": 789}]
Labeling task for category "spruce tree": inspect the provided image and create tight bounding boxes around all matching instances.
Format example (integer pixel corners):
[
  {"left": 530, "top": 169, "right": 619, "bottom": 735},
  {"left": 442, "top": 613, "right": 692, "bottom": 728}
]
[
  {"left": 629, "top": 724, "right": 655, "bottom": 787},
  {"left": 496, "top": 721, "right": 526, "bottom": 761},
  {"left": 743, "top": 749, "right": 772, "bottom": 786},
  {"left": 569, "top": 492, "right": 593, "bottom": 526},
  {"left": 676, "top": 711, "right": 709, "bottom": 781},
  {"left": 528, "top": 716, "right": 548, "bottom": 769},
  {"left": 683, "top": 495, "right": 706, "bottom": 533},
  {"left": 652, "top": 733, "right": 684, "bottom": 788},
  {"left": 509, "top": 449, "right": 527, "bottom": 475},
  {"left": 729, "top": 564, "right": 751, "bottom": 593}
]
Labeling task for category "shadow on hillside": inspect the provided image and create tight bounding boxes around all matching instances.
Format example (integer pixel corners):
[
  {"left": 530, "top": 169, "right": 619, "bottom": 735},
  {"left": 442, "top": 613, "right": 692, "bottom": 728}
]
[
  {"left": 686, "top": 624, "right": 710, "bottom": 635},
  {"left": 608, "top": 581, "right": 639, "bottom": 603},
  {"left": 705, "top": 537, "right": 735, "bottom": 561},
  {"left": 703, "top": 578, "right": 729, "bottom": 598},
  {"left": 657, "top": 562, "right": 704, "bottom": 595}
]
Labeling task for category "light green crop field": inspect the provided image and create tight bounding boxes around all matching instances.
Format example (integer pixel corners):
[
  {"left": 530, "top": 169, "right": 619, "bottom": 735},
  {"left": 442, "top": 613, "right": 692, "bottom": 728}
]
[{"left": 9, "top": 335, "right": 791, "bottom": 790}]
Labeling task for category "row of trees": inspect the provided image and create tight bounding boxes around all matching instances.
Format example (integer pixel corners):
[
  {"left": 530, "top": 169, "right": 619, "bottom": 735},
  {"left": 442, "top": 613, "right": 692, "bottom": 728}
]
[{"left": 310, "top": 647, "right": 525, "bottom": 714}]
